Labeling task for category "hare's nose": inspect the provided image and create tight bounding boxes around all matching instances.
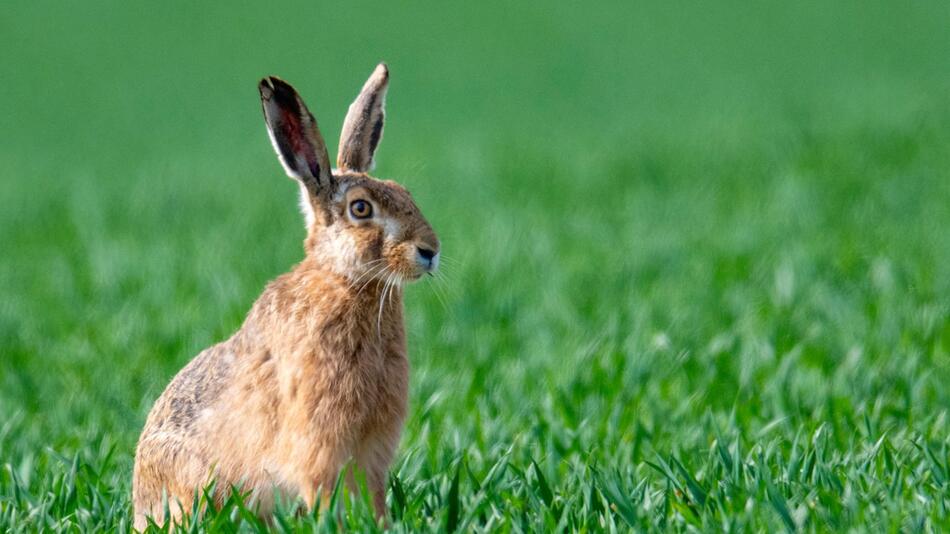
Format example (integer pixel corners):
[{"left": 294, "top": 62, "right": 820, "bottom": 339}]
[{"left": 416, "top": 246, "right": 438, "bottom": 271}]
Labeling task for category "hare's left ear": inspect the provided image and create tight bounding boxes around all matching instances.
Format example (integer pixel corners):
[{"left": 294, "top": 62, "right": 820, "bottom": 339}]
[
  {"left": 337, "top": 63, "right": 389, "bottom": 172},
  {"left": 259, "top": 76, "right": 335, "bottom": 198}
]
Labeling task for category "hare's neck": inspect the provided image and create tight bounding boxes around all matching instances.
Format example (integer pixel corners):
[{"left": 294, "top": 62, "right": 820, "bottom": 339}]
[
  {"left": 305, "top": 263, "right": 406, "bottom": 333},
  {"left": 247, "top": 264, "right": 406, "bottom": 353},
  {"left": 356, "top": 278, "right": 405, "bottom": 323},
  {"left": 337, "top": 276, "right": 406, "bottom": 352},
  {"left": 244, "top": 264, "right": 405, "bottom": 352}
]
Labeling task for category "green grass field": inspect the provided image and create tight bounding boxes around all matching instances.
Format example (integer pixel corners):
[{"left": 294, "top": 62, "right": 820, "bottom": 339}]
[{"left": 2, "top": 0, "right": 950, "bottom": 531}]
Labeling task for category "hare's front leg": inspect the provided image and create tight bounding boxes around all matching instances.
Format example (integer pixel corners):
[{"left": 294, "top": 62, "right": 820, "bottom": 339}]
[
  {"left": 290, "top": 438, "right": 350, "bottom": 512},
  {"left": 355, "top": 424, "right": 402, "bottom": 520}
]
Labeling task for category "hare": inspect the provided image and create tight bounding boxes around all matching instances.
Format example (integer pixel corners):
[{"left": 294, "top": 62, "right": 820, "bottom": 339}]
[{"left": 132, "top": 63, "right": 439, "bottom": 530}]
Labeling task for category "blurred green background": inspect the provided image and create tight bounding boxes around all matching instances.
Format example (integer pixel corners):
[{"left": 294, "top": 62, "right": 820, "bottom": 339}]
[{"left": 1, "top": 0, "right": 950, "bottom": 531}]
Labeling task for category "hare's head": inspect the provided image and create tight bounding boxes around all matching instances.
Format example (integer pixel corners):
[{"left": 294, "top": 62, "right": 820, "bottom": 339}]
[{"left": 259, "top": 64, "right": 439, "bottom": 283}]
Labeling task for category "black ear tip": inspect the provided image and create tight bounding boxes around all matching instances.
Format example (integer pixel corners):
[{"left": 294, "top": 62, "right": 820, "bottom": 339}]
[
  {"left": 260, "top": 76, "right": 302, "bottom": 105},
  {"left": 259, "top": 77, "right": 276, "bottom": 98}
]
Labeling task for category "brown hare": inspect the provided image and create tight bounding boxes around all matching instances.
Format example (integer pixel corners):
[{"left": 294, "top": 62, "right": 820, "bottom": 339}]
[{"left": 132, "top": 63, "right": 439, "bottom": 530}]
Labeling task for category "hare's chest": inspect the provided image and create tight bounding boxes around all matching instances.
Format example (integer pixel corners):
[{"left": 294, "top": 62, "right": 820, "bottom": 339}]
[
  {"left": 343, "top": 344, "right": 395, "bottom": 419},
  {"left": 306, "top": 341, "right": 394, "bottom": 423}
]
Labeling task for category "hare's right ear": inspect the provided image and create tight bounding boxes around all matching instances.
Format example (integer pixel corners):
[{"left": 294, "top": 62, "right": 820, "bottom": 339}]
[
  {"left": 259, "top": 76, "right": 335, "bottom": 198},
  {"left": 337, "top": 63, "right": 389, "bottom": 173}
]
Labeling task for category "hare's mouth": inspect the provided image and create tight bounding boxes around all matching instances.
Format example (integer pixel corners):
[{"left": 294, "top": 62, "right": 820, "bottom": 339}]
[{"left": 397, "top": 268, "right": 425, "bottom": 283}]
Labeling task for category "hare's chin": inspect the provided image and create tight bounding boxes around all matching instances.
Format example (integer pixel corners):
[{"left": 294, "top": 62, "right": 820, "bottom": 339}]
[
  {"left": 407, "top": 268, "right": 435, "bottom": 282},
  {"left": 387, "top": 269, "right": 420, "bottom": 284}
]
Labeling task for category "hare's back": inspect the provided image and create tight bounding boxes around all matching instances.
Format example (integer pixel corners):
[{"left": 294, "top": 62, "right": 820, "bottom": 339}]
[{"left": 142, "top": 341, "right": 238, "bottom": 435}]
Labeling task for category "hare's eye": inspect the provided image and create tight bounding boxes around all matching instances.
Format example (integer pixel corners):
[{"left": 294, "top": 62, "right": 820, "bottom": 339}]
[{"left": 349, "top": 199, "right": 373, "bottom": 219}]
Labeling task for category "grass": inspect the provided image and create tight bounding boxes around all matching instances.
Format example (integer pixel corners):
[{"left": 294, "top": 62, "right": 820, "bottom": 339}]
[{"left": 1, "top": 0, "right": 950, "bottom": 531}]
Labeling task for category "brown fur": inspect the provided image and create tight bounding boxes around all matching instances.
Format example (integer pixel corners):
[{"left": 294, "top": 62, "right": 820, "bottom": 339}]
[{"left": 132, "top": 64, "right": 438, "bottom": 530}]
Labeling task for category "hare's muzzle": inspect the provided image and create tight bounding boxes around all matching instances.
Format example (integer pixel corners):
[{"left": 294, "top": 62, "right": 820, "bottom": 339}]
[{"left": 416, "top": 246, "right": 439, "bottom": 273}]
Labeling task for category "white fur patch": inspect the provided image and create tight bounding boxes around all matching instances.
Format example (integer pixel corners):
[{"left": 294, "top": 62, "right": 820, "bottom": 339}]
[
  {"left": 312, "top": 224, "right": 361, "bottom": 276},
  {"left": 298, "top": 183, "right": 315, "bottom": 228},
  {"left": 331, "top": 176, "right": 346, "bottom": 203},
  {"left": 382, "top": 217, "right": 401, "bottom": 240}
]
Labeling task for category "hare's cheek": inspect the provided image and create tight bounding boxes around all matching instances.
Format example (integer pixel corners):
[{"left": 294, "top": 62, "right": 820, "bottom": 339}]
[
  {"left": 314, "top": 224, "right": 368, "bottom": 276},
  {"left": 380, "top": 217, "right": 402, "bottom": 241},
  {"left": 359, "top": 225, "right": 385, "bottom": 262}
]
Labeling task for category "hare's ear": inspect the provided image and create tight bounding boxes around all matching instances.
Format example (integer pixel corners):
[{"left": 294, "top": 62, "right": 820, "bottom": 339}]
[
  {"left": 259, "top": 76, "right": 335, "bottom": 197},
  {"left": 337, "top": 63, "right": 389, "bottom": 173}
]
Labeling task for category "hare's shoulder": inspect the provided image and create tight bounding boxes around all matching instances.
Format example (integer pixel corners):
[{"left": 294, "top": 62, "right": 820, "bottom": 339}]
[{"left": 144, "top": 340, "right": 240, "bottom": 434}]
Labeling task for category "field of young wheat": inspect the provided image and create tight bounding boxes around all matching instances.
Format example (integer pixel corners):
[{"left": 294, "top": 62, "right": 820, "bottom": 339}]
[{"left": 1, "top": 1, "right": 949, "bottom": 531}]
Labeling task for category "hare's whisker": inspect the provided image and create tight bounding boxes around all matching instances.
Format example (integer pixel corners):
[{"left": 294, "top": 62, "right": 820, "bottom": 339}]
[
  {"left": 352, "top": 263, "right": 390, "bottom": 295},
  {"left": 376, "top": 273, "right": 395, "bottom": 338},
  {"left": 428, "top": 276, "right": 450, "bottom": 312},
  {"left": 437, "top": 254, "right": 462, "bottom": 267},
  {"left": 431, "top": 270, "right": 458, "bottom": 299}
]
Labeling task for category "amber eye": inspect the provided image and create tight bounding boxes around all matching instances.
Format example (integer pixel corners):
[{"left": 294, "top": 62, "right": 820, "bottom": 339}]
[{"left": 349, "top": 199, "right": 373, "bottom": 219}]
